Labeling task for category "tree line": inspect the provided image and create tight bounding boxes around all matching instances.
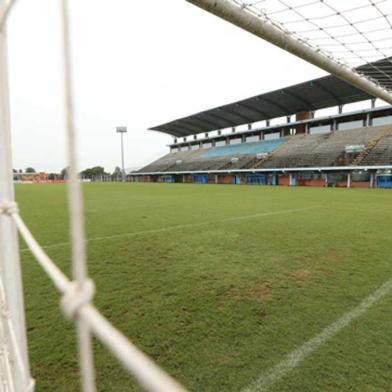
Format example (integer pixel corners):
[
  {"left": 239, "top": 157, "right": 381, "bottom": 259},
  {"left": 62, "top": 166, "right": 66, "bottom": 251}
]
[{"left": 13, "top": 166, "right": 124, "bottom": 180}]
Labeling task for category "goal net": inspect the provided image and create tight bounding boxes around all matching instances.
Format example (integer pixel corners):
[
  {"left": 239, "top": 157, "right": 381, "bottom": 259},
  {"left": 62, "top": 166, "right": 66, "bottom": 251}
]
[
  {"left": 187, "top": 0, "right": 392, "bottom": 104},
  {"left": 0, "top": 1, "right": 185, "bottom": 391}
]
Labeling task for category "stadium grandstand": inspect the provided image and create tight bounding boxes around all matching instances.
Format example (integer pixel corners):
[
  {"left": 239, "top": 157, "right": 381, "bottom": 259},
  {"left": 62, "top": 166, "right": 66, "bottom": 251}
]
[{"left": 132, "top": 68, "right": 392, "bottom": 188}]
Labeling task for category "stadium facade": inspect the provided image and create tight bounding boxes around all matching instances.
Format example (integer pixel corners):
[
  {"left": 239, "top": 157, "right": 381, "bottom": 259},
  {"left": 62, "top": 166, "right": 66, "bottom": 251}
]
[{"left": 132, "top": 71, "right": 392, "bottom": 189}]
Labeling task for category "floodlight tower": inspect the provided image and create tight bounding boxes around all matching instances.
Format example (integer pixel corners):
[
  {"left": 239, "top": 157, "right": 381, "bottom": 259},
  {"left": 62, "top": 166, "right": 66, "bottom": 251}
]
[{"left": 116, "top": 126, "right": 127, "bottom": 182}]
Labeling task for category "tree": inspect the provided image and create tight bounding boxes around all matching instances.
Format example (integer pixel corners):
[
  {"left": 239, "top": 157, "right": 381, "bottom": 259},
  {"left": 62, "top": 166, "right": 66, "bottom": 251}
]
[
  {"left": 112, "top": 166, "right": 122, "bottom": 180},
  {"left": 60, "top": 167, "right": 69, "bottom": 180},
  {"left": 80, "top": 166, "right": 108, "bottom": 180},
  {"left": 25, "top": 167, "right": 36, "bottom": 173}
]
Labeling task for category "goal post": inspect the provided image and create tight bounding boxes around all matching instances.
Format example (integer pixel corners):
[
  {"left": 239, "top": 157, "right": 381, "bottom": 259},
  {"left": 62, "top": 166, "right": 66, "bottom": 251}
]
[
  {"left": 0, "top": 1, "right": 33, "bottom": 389},
  {"left": 185, "top": 0, "right": 392, "bottom": 105}
]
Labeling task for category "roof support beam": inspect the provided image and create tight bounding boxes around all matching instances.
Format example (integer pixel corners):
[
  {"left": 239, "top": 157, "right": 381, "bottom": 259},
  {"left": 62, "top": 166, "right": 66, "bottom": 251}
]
[
  {"left": 236, "top": 102, "right": 269, "bottom": 118},
  {"left": 258, "top": 97, "right": 290, "bottom": 116},
  {"left": 160, "top": 125, "right": 192, "bottom": 137},
  {"left": 176, "top": 118, "right": 207, "bottom": 133},
  {"left": 217, "top": 107, "right": 253, "bottom": 123},
  {"left": 282, "top": 90, "right": 316, "bottom": 111},
  {"left": 174, "top": 120, "right": 202, "bottom": 133},
  {"left": 203, "top": 112, "right": 234, "bottom": 127},
  {"left": 311, "top": 81, "right": 343, "bottom": 106},
  {"left": 190, "top": 116, "right": 221, "bottom": 129},
  {"left": 186, "top": 0, "right": 392, "bottom": 105}
]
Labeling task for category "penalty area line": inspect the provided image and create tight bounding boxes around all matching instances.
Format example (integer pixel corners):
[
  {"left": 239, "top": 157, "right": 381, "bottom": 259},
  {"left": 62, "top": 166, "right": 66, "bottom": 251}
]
[
  {"left": 242, "top": 278, "right": 392, "bottom": 392},
  {"left": 20, "top": 206, "right": 317, "bottom": 253}
]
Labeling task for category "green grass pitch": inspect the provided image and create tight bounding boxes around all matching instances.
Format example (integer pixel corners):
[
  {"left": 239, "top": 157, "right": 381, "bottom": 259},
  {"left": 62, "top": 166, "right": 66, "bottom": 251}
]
[{"left": 16, "top": 183, "right": 392, "bottom": 391}]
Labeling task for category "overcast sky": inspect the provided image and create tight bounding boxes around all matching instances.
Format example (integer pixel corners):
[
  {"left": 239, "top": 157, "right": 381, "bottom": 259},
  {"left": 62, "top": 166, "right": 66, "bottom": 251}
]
[{"left": 6, "top": 0, "right": 376, "bottom": 173}]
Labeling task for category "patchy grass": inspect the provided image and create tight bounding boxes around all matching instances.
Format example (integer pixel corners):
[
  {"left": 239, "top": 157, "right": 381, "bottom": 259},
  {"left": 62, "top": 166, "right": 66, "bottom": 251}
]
[{"left": 16, "top": 183, "right": 392, "bottom": 391}]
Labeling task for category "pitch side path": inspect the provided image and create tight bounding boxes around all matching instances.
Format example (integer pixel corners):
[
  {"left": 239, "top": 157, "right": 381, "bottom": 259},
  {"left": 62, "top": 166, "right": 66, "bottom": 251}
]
[{"left": 17, "top": 183, "right": 392, "bottom": 391}]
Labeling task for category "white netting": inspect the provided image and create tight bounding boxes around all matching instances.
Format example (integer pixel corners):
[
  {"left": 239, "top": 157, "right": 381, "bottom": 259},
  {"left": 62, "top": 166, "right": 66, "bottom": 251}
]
[
  {"left": 231, "top": 0, "right": 392, "bottom": 90},
  {"left": 0, "top": 0, "right": 187, "bottom": 390}
]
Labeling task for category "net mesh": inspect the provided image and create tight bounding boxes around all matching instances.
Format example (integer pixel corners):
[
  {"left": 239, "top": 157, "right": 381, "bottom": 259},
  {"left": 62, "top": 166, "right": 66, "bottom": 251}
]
[{"left": 231, "top": 0, "right": 392, "bottom": 91}]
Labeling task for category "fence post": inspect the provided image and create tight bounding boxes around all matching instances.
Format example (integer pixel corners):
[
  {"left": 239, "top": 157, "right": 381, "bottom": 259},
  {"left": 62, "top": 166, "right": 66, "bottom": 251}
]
[{"left": 0, "top": 2, "right": 32, "bottom": 389}]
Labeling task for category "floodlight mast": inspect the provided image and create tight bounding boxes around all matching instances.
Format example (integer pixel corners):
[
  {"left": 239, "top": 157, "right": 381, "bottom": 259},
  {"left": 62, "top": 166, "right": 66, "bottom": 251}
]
[
  {"left": 116, "top": 127, "right": 127, "bottom": 182},
  {"left": 185, "top": 0, "right": 392, "bottom": 105}
]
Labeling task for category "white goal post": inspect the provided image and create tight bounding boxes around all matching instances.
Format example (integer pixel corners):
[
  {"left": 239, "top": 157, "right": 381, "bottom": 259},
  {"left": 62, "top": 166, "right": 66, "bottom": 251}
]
[
  {"left": 0, "top": 0, "right": 32, "bottom": 389},
  {"left": 186, "top": 0, "right": 392, "bottom": 105}
]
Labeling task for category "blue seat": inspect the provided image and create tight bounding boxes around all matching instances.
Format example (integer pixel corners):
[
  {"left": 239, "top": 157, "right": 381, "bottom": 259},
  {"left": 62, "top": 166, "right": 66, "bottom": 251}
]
[{"left": 200, "top": 139, "right": 285, "bottom": 159}]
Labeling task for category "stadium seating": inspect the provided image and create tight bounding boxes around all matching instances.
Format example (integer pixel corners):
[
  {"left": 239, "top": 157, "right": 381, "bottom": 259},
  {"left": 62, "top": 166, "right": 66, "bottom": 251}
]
[
  {"left": 137, "top": 125, "right": 392, "bottom": 173},
  {"left": 200, "top": 139, "right": 285, "bottom": 158},
  {"left": 361, "top": 128, "right": 392, "bottom": 166},
  {"left": 262, "top": 126, "right": 388, "bottom": 168}
]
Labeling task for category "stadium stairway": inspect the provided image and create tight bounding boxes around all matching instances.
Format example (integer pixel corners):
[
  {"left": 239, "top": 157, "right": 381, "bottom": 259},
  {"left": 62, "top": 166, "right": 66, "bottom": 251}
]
[
  {"left": 350, "top": 125, "right": 392, "bottom": 166},
  {"left": 261, "top": 126, "right": 386, "bottom": 169},
  {"left": 218, "top": 155, "right": 256, "bottom": 170},
  {"left": 361, "top": 127, "right": 392, "bottom": 166},
  {"left": 247, "top": 135, "right": 306, "bottom": 169}
]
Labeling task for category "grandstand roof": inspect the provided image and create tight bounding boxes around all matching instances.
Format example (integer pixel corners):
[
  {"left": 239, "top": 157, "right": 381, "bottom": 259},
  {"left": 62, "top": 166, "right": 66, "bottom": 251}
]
[{"left": 150, "top": 60, "right": 392, "bottom": 138}]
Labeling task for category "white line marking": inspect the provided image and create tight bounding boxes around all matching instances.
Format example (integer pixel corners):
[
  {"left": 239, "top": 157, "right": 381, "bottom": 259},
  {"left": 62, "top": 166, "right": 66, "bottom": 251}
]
[
  {"left": 20, "top": 206, "right": 316, "bottom": 253},
  {"left": 242, "top": 278, "right": 392, "bottom": 392}
]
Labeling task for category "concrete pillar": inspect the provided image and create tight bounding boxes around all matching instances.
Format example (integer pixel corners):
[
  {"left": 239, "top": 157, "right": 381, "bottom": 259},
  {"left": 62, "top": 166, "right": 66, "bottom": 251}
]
[
  {"left": 215, "top": 174, "right": 218, "bottom": 184},
  {"left": 371, "top": 98, "right": 376, "bottom": 109},
  {"left": 347, "top": 172, "right": 351, "bottom": 188},
  {"left": 366, "top": 113, "right": 370, "bottom": 127},
  {"left": 370, "top": 172, "right": 375, "bottom": 188}
]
